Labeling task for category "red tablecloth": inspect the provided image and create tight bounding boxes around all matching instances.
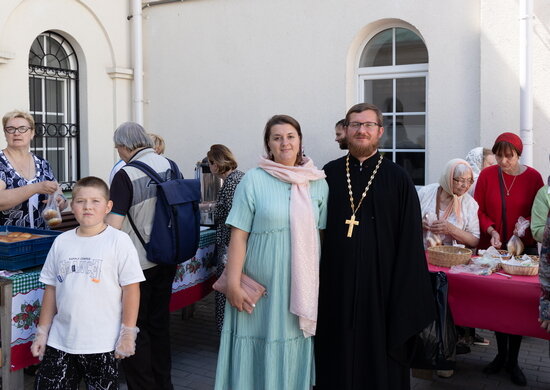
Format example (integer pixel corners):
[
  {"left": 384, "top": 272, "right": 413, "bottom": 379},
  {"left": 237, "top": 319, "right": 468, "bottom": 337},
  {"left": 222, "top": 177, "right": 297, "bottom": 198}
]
[{"left": 428, "top": 264, "right": 550, "bottom": 340}]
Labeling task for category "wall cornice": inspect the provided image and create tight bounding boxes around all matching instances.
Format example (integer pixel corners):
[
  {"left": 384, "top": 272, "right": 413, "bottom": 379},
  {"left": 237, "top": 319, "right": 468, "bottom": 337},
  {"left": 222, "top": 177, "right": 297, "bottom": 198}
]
[
  {"left": 0, "top": 51, "right": 15, "bottom": 64},
  {"left": 106, "top": 67, "right": 133, "bottom": 80}
]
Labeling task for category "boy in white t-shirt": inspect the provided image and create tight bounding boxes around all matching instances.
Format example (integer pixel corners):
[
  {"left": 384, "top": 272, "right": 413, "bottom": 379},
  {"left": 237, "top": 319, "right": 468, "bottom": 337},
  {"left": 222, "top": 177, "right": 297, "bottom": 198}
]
[{"left": 31, "top": 176, "right": 145, "bottom": 389}]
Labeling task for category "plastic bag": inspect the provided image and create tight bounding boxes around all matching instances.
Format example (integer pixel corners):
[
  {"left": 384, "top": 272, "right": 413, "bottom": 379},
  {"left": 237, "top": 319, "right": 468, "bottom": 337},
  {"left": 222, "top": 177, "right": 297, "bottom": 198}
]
[
  {"left": 449, "top": 263, "right": 492, "bottom": 276},
  {"left": 42, "top": 190, "right": 62, "bottom": 227},
  {"left": 411, "top": 272, "right": 456, "bottom": 370},
  {"left": 507, "top": 216, "right": 529, "bottom": 256},
  {"left": 424, "top": 212, "right": 443, "bottom": 248}
]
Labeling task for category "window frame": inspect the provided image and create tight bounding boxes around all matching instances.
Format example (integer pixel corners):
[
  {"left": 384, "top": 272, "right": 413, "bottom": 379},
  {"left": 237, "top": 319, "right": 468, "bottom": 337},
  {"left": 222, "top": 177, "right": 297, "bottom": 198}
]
[
  {"left": 356, "top": 26, "right": 428, "bottom": 185},
  {"left": 28, "top": 31, "right": 80, "bottom": 191}
]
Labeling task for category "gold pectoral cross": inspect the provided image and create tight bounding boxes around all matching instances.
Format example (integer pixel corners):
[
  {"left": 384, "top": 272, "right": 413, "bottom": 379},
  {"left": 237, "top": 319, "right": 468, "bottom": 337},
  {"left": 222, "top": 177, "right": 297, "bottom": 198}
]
[{"left": 345, "top": 214, "right": 359, "bottom": 238}]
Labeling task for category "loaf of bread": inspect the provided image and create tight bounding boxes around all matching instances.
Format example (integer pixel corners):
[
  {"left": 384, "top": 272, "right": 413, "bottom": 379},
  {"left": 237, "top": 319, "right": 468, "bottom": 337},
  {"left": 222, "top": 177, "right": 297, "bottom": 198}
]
[
  {"left": 46, "top": 218, "right": 62, "bottom": 227},
  {"left": 43, "top": 209, "right": 60, "bottom": 220}
]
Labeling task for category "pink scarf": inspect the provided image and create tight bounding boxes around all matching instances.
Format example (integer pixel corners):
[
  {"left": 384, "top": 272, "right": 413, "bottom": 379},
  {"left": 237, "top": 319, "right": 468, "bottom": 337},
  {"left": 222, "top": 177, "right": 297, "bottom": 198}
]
[{"left": 258, "top": 156, "right": 326, "bottom": 337}]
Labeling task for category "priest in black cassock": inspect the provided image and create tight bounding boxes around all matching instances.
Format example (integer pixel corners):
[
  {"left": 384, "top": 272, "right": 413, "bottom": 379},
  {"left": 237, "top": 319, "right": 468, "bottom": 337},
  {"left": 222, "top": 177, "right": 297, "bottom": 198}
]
[{"left": 315, "top": 103, "right": 435, "bottom": 389}]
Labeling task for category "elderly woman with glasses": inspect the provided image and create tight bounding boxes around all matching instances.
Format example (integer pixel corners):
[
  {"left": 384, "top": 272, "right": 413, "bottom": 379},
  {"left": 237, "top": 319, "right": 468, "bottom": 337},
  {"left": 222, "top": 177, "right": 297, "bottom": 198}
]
[
  {"left": 417, "top": 158, "right": 480, "bottom": 248},
  {"left": 0, "top": 110, "right": 66, "bottom": 228}
]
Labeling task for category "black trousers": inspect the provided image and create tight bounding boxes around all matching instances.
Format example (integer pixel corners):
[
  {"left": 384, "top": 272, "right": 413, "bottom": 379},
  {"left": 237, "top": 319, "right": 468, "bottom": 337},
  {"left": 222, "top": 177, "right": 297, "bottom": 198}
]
[
  {"left": 35, "top": 346, "right": 117, "bottom": 390},
  {"left": 494, "top": 331, "right": 522, "bottom": 366},
  {"left": 122, "top": 264, "right": 177, "bottom": 390}
]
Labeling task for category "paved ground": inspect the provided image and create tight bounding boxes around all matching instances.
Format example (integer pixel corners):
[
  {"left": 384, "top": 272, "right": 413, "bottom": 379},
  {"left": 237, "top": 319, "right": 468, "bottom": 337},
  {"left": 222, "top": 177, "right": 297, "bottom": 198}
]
[{"left": 22, "top": 292, "right": 550, "bottom": 389}]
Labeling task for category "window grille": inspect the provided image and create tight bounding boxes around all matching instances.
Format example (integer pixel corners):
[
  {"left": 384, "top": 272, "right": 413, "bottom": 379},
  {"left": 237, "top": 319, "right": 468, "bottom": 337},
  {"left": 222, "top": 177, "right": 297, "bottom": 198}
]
[{"left": 29, "top": 31, "right": 79, "bottom": 191}]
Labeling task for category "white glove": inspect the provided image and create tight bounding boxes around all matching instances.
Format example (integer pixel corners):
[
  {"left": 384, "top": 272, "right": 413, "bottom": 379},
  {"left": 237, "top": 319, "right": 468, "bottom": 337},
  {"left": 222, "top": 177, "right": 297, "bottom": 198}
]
[
  {"left": 115, "top": 324, "right": 139, "bottom": 359},
  {"left": 30, "top": 324, "right": 50, "bottom": 361}
]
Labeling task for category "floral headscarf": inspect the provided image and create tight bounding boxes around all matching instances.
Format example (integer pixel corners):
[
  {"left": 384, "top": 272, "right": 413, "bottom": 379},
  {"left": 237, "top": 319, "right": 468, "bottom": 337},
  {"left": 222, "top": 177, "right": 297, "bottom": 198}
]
[{"left": 465, "top": 147, "right": 483, "bottom": 179}]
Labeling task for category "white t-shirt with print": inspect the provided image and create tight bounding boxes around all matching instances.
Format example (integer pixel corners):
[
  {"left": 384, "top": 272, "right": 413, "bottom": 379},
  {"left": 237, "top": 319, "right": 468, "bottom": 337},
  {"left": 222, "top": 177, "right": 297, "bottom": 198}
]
[{"left": 40, "top": 226, "right": 145, "bottom": 354}]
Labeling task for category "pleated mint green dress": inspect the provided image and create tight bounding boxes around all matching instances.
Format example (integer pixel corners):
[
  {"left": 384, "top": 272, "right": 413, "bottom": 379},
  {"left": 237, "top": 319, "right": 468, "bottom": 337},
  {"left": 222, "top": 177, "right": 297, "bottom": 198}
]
[{"left": 214, "top": 167, "right": 328, "bottom": 390}]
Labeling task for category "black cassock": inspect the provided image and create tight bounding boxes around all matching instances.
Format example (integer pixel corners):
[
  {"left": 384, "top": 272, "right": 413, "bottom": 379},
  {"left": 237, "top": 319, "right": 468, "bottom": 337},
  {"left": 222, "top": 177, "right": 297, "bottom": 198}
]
[{"left": 315, "top": 152, "right": 435, "bottom": 390}]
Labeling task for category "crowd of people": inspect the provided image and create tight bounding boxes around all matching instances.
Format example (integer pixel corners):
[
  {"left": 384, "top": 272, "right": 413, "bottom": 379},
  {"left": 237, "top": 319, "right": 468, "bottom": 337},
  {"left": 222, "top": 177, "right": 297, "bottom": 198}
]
[{"left": 1, "top": 104, "right": 549, "bottom": 389}]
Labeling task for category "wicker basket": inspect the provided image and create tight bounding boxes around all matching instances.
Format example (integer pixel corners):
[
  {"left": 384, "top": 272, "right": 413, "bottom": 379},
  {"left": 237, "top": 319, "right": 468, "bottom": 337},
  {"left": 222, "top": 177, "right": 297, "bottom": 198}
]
[
  {"left": 500, "top": 256, "right": 539, "bottom": 276},
  {"left": 427, "top": 246, "right": 472, "bottom": 267}
]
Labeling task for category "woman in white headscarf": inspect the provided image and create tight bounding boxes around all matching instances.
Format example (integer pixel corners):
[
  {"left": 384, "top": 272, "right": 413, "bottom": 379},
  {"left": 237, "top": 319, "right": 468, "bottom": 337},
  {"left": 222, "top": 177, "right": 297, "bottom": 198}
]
[
  {"left": 417, "top": 158, "right": 480, "bottom": 248},
  {"left": 465, "top": 147, "right": 496, "bottom": 195}
]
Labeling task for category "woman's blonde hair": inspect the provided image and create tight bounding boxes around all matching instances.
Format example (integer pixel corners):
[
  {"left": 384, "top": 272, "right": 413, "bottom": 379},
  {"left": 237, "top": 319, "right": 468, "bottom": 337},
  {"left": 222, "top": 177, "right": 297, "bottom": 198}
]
[
  {"left": 149, "top": 133, "right": 166, "bottom": 155},
  {"left": 2, "top": 110, "right": 35, "bottom": 130},
  {"left": 207, "top": 144, "right": 238, "bottom": 175}
]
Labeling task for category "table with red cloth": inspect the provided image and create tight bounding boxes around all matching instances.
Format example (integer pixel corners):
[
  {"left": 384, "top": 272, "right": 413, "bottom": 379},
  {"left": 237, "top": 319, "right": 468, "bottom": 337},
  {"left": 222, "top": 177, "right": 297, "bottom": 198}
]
[{"left": 428, "top": 263, "right": 550, "bottom": 340}]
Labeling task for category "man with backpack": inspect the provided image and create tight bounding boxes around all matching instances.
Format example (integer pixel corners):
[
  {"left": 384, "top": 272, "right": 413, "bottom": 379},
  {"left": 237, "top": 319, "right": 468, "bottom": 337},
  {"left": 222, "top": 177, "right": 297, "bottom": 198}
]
[{"left": 107, "top": 122, "right": 198, "bottom": 390}]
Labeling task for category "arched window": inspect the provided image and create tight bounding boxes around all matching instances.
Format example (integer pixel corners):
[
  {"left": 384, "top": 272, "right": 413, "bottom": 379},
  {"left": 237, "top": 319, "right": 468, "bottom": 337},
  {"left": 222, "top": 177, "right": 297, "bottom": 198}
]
[
  {"left": 358, "top": 27, "right": 428, "bottom": 185},
  {"left": 28, "top": 31, "right": 79, "bottom": 190}
]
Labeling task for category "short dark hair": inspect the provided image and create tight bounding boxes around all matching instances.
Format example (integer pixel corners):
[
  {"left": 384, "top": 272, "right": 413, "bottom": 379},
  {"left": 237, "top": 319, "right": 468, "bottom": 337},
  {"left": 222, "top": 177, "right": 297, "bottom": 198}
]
[
  {"left": 345, "top": 103, "right": 383, "bottom": 127},
  {"left": 72, "top": 176, "right": 110, "bottom": 201},
  {"left": 492, "top": 141, "right": 521, "bottom": 157},
  {"left": 263, "top": 115, "right": 303, "bottom": 166},
  {"left": 207, "top": 144, "right": 238, "bottom": 175},
  {"left": 335, "top": 119, "right": 346, "bottom": 128}
]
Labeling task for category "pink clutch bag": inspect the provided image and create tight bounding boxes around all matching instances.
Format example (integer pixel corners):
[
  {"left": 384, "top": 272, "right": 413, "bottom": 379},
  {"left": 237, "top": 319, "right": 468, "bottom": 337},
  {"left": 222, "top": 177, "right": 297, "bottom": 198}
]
[{"left": 212, "top": 270, "right": 267, "bottom": 313}]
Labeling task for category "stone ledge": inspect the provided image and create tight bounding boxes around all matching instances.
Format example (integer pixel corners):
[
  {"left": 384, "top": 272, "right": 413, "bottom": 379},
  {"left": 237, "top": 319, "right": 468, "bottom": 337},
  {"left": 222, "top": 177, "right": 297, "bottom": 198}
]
[
  {"left": 106, "top": 67, "right": 134, "bottom": 80},
  {"left": 0, "top": 51, "right": 15, "bottom": 64}
]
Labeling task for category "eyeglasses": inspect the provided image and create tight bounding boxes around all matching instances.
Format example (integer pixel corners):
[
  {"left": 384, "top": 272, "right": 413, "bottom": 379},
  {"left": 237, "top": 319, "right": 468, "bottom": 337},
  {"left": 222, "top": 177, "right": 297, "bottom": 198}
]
[
  {"left": 453, "top": 178, "right": 474, "bottom": 186},
  {"left": 347, "top": 121, "right": 380, "bottom": 131},
  {"left": 4, "top": 126, "right": 31, "bottom": 134}
]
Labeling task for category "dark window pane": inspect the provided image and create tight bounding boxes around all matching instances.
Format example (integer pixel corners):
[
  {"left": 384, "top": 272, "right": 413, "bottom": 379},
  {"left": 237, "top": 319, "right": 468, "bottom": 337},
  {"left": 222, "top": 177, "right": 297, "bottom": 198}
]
[
  {"left": 396, "top": 152, "right": 425, "bottom": 185},
  {"left": 395, "top": 28, "right": 428, "bottom": 65},
  {"left": 31, "top": 137, "right": 44, "bottom": 149},
  {"left": 45, "top": 38, "right": 66, "bottom": 68},
  {"left": 46, "top": 79, "right": 64, "bottom": 116},
  {"left": 364, "top": 79, "right": 392, "bottom": 110},
  {"left": 29, "top": 78, "right": 42, "bottom": 112},
  {"left": 380, "top": 115, "right": 394, "bottom": 149},
  {"left": 396, "top": 78, "right": 426, "bottom": 112},
  {"left": 359, "top": 29, "right": 392, "bottom": 67},
  {"left": 28, "top": 39, "right": 43, "bottom": 66},
  {"left": 395, "top": 115, "right": 425, "bottom": 149}
]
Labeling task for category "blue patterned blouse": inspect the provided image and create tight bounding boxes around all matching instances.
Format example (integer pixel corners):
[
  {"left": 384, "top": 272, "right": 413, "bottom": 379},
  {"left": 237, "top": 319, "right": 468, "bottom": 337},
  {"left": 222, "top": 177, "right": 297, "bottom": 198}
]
[{"left": 0, "top": 150, "right": 56, "bottom": 228}]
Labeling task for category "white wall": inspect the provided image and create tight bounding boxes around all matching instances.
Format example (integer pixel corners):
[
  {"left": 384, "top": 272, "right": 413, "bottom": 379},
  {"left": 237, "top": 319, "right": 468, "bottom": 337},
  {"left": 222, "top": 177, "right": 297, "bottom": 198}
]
[
  {"left": 0, "top": 0, "right": 548, "bottom": 185},
  {"left": 0, "top": 0, "right": 133, "bottom": 183},
  {"left": 480, "top": 0, "right": 550, "bottom": 179},
  {"left": 142, "top": 0, "right": 480, "bottom": 182}
]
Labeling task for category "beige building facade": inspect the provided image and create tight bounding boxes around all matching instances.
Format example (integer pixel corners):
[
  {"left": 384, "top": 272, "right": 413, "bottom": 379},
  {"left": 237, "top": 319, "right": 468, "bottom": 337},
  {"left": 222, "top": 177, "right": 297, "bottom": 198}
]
[{"left": 0, "top": 0, "right": 549, "bottom": 184}]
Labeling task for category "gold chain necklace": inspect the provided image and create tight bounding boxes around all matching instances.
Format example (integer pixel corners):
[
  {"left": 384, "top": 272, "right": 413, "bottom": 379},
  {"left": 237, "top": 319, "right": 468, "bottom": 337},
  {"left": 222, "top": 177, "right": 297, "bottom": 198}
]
[
  {"left": 503, "top": 173, "right": 518, "bottom": 196},
  {"left": 345, "top": 153, "right": 384, "bottom": 237}
]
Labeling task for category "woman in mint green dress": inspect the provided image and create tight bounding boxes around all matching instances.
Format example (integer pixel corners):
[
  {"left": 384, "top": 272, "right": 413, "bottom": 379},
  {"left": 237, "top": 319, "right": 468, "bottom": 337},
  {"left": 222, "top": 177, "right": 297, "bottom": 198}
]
[{"left": 214, "top": 115, "right": 328, "bottom": 390}]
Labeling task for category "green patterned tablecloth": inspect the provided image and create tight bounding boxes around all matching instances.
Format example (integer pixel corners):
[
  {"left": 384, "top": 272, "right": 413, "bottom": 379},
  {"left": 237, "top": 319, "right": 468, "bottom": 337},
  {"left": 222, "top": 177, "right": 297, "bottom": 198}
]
[
  {"left": 3, "top": 229, "right": 214, "bottom": 296},
  {"left": 9, "top": 269, "right": 43, "bottom": 295},
  {"left": 199, "top": 228, "right": 215, "bottom": 248}
]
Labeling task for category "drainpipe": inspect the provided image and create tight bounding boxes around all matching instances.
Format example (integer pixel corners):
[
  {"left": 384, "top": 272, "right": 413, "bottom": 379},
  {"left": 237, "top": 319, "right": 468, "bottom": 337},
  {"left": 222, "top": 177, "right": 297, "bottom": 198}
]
[
  {"left": 131, "top": 0, "right": 144, "bottom": 125},
  {"left": 143, "top": 0, "right": 187, "bottom": 8},
  {"left": 519, "top": 0, "right": 533, "bottom": 167}
]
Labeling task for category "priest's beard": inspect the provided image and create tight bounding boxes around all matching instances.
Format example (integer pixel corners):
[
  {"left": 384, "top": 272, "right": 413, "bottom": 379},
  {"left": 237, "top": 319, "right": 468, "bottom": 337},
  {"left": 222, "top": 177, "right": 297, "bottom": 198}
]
[{"left": 347, "top": 138, "right": 379, "bottom": 160}]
